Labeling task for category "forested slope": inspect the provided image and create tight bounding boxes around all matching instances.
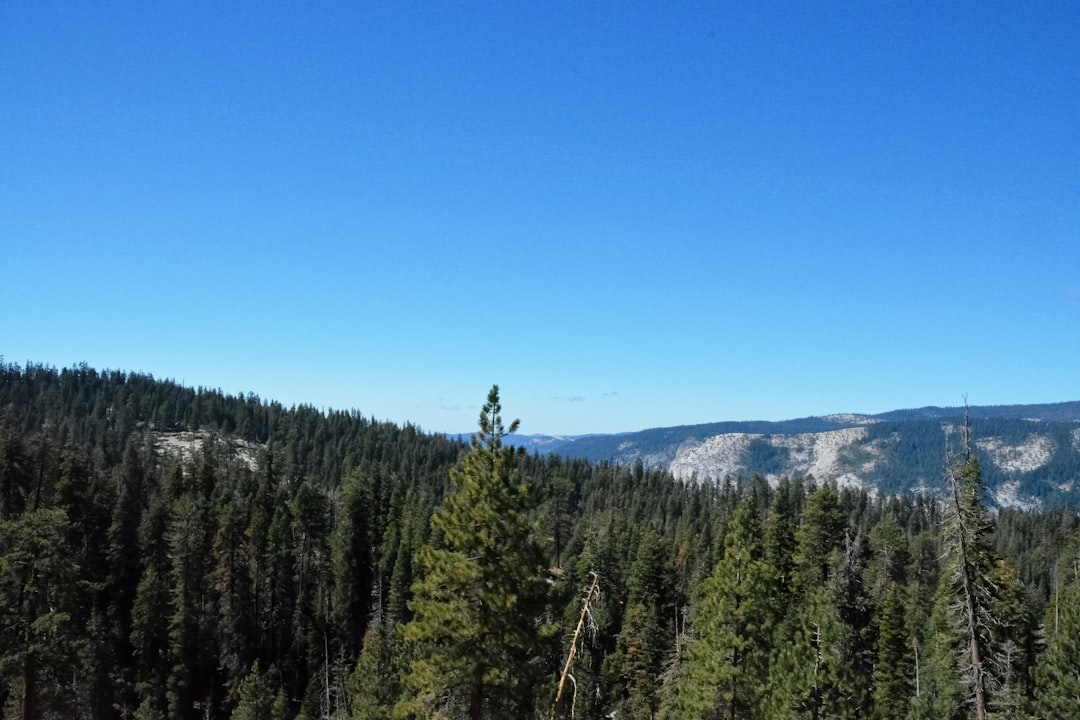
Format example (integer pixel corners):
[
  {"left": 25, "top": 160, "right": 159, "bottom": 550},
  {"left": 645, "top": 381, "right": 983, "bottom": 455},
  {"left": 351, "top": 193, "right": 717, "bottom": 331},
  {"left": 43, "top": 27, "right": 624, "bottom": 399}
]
[
  {"left": 1, "top": 362, "right": 1078, "bottom": 719},
  {"left": 513, "top": 409, "right": 1080, "bottom": 509}
]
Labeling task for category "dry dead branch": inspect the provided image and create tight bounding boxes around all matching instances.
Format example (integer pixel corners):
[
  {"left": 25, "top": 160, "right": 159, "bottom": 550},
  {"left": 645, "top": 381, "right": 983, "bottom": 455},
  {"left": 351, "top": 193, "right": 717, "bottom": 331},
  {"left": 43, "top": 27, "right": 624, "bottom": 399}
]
[{"left": 555, "top": 572, "right": 602, "bottom": 717}]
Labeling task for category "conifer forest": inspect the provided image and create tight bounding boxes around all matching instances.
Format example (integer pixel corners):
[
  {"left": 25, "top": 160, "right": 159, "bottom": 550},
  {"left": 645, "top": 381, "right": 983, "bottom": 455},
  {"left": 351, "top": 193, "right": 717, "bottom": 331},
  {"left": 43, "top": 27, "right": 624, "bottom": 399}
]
[{"left": 1, "top": 362, "right": 1079, "bottom": 720}]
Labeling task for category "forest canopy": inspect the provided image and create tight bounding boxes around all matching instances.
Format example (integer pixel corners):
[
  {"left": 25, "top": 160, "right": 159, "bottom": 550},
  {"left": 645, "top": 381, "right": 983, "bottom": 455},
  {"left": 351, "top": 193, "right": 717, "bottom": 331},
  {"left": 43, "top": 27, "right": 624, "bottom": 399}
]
[{"left": 0, "top": 361, "right": 1078, "bottom": 719}]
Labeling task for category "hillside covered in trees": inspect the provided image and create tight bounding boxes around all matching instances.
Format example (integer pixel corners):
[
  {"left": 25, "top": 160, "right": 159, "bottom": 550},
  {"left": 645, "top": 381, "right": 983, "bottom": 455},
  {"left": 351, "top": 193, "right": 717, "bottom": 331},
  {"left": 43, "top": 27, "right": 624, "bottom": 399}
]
[
  {"left": 508, "top": 406, "right": 1080, "bottom": 510},
  {"left": 1, "top": 362, "right": 1079, "bottom": 719}
]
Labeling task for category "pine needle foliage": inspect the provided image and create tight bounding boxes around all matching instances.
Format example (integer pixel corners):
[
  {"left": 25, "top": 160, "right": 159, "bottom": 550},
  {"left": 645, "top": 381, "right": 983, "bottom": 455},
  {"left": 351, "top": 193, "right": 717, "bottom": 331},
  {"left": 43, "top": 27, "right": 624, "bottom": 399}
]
[
  {"left": 660, "top": 500, "right": 773, "bottom": 720},
  {"left": 396, "top": 386, "right": 554, "bottom": 720},
  {"left": 1031, "top": 541, "right": 1080, "bottom": 720}
]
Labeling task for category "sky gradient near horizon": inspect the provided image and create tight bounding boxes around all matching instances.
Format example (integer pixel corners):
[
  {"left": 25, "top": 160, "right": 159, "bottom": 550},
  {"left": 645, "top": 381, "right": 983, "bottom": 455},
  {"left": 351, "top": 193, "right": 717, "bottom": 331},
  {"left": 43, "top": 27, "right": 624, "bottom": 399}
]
[{"left": 3, "top": 2, "right": 1078, "bottom": 435}]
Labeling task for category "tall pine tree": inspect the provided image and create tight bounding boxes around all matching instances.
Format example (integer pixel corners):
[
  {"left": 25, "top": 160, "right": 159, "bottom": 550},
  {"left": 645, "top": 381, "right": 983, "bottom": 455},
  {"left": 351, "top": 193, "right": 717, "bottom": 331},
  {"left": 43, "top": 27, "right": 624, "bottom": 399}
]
[
  {"left": 917, "top": 420, "right": 1001, "bottom": 720},
  {"left": 397, "top": 386, "right": 554, "bottom": 720},
  {"left": 1031, "top": 543, "right": 1080, "bottom": 720},
  {"left": 660, "top": 500, "right": 773, "bottom": 720}
]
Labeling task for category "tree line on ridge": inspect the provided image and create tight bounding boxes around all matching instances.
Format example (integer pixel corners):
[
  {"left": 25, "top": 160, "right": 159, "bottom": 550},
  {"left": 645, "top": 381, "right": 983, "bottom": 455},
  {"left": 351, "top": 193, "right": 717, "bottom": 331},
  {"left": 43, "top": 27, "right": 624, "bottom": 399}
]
[{"left": 0, "top": 362, "right": 1078, "bottom": 719}]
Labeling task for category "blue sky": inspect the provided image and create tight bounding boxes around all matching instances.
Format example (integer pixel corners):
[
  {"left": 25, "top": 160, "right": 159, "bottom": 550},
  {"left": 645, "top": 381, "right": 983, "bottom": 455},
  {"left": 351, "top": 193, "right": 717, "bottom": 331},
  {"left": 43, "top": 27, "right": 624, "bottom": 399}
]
[{"left": 2, "top": 2, "right": 1078, "bottom": 435}]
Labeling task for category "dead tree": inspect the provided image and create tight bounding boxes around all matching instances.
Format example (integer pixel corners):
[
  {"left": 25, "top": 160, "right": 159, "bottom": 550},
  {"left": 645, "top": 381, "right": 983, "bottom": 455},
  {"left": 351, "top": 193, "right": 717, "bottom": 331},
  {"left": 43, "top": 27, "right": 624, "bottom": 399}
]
[{"left": 555, "top": 572, "right": 601, "bottom": 718}]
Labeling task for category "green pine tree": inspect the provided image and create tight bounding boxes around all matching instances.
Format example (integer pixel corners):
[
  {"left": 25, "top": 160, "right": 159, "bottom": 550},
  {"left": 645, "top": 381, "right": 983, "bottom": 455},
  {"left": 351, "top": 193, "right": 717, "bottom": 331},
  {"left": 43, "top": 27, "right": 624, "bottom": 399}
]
[
  {"left": 1031, "top": 572, "right": 1080, "bottom": 719},
  {"left": 766, "top": 483, "right": 860, "bottom": 720},
  {"left": 396, "top": 386, "right": 554, "bottom": 720},
  {"left": 871, "top": 582, "right": 913, "bottom": 720},
  {"left": 660, "top": 500, "right": 773, "bottom": 720},
  {"left": 791, "top": 483, "right": 846, "bottom": 596},
  {"left": 610, "top": 528, "right": 674, "bottom": 720},
  {"left": 939, "top": 452, "right": 997, "bottom": 720},
  {"left": 165, "top": 489, "right": 218, "bottom": 719},
  {"left": 914, "top": 439, "right": 1001, "bottom": 720},
  {"left": 915, "top": 575, "right": 966, "bottom": 720},
  {"left": 765, "top": 583, "right": 847, "bottom": 720},
  {"left": 0, "top": 508, "right": 81, "bottom": 719},
  {"left": 349, "top": 614, "right": 404, "bottom": 720},
  {"left": 331, "top": 469, "right": 375, "bottom": 661},
  {"left": 131, "top": 489, "right": 173, "bottom": 720},
  {"left": 231, "top": 662, "right": 288, "bottom": 720}
]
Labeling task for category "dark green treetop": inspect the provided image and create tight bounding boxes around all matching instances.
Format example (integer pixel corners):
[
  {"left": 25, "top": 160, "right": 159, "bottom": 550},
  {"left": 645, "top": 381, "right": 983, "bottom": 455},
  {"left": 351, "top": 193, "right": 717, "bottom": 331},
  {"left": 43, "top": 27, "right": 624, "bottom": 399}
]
[{"left": 396, "top": 385, "right": 553, "bottom": 720}]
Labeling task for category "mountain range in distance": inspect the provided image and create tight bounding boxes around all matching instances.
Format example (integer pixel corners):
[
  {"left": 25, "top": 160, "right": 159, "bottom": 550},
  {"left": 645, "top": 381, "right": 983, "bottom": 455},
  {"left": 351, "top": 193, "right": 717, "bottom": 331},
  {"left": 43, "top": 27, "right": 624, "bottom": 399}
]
[{"left": 505, "top": 401, "right": 1080, "bottom": 510}]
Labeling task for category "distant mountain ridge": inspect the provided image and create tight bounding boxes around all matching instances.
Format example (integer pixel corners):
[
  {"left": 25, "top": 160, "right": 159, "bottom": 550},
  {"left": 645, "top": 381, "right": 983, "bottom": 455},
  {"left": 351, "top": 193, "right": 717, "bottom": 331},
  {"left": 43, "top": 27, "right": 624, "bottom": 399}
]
[{"left": 508, "top": 401, "right": 1080, "bottom": 509}]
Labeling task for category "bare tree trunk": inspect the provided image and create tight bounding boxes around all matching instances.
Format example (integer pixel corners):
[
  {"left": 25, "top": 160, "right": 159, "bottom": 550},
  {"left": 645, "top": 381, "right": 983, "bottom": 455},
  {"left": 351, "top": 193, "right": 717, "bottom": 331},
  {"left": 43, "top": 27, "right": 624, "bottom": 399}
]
[
  {"left": 469, "top": 665, "right": 484, "bottom": 720},
  {"left": 949, "top": 409, "right": 988, "bottom": 720},
  {"left": 555, "top": 572, "right": 601, "bottom": 716},
  {"left": 949, "top": 482, "right": 988, "bottom": 720},
  {"left": 21, "top": 614, "right": 35, "bottom": 720},
  {"left": 913, "top": 637, "right": 920, "bottom": 698},
  {"left": 323, "top": 630, "right": 331, "bottom": 720}
]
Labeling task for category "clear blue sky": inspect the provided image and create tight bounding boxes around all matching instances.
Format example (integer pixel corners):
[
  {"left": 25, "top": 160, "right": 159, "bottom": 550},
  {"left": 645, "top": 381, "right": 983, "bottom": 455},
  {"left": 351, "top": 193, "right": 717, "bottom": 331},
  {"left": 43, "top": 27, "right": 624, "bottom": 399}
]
[{"left": 2, "top": 2, "right": 1078, "bottom": 435}]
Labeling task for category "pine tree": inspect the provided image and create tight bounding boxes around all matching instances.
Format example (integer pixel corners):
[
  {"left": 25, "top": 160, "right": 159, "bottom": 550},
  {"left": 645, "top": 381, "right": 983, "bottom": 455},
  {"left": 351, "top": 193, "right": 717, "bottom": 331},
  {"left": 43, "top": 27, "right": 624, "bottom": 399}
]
[
  {"left": 104, "top": 439, "right": 148, "bottom": 715},
  {"left": 0, "top": 508, "right": 81, "bottom": 719},
  {"left": 791, "top": 483, "right": 846, "bottom": 596},
  {"left": 289, "top": 479, "right": 336, "bottom": 718},
  {"left": 1031, "top": 580, "right": 1080, "bottom": 719},
  {"left": 765, "top": 583, "right": 847, "bottom": 720},
  {"left": 131, "top": 488, "right": 173, "bottom": 720},
  {"left": 232, "top": 662, "right": 288, "bottom": 720},
  {"left": 762, "top": 479, "right": 797, "bottom": 605},
  {"left": 917, "top": 572, "right": 967, "bottom": 720},
  {"left": 866, "top": 513, "right": 909, "bottom": 594},
  {"left": 558, "top": 517, "right": 626, "bottom": 719},
  {"left": 213, "top": 490, "right": 258, "bottom": 705},
  {"left": 610, "top": 528, "right": 674, "bottom": 720},
  {"left": 939, "top": 452, "right": 997, "bottom": 720},
  {"left": 396, "top": 386, "right": 554, "bottom": 720},
  {"left": 165, "top": 490, "right": 218, "bottom": 719},
  {"left": 987, "top": 559, "right": 1033, "bottom": 717},
  {"left": 865, "top": 510, "right": 916, "bottom": 720},
  {"left": 871, "top": 583, "right": 913, "bottom": 720},
  {"left": 766, "top": 483, "right": 859, "bottom": 720},
  {"left": 0, "top": 415, "right": 31, "bottom": 520},
  {"left": 836, "top": 534, "right": 877, "bottom": 717},
  {"left": 348, "top": 614, "right": 404, "bottom": 720},
  {"left": 331, "top": 469, "right": 374, "bottom": 661},
  {"left": 660, "top": 500, "right": 773, "bottom": 720},
  {"left": 916, "top": 422, "right": 1002, "bottom": 720}
]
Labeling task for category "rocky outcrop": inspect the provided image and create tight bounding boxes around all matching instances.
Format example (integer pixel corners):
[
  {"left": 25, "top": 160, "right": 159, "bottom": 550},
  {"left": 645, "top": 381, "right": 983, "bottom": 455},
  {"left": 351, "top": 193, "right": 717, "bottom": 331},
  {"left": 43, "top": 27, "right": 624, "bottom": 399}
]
[
  {"left": 669, "top": 427, "right": 873, "bottom": 486},
  {"left": 155, "top": 430, "right": 264, "bottom": 471},
  {"left": 976, "top": 435, "right": 1055, "bottom": 474}
]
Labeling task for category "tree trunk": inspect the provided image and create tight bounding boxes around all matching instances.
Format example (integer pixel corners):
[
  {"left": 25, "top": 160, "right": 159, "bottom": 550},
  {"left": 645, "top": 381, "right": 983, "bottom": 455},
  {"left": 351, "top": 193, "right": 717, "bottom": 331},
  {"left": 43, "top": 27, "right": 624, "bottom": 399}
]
[
  {"left": 949, "top": 441, "right": 988, "bottom": 720},
  {"left": 469, "top": 664, "right": 484, "bottom": 720},
  {"left": 21, "top": 620, "right": 35, "bottom": 720}
]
